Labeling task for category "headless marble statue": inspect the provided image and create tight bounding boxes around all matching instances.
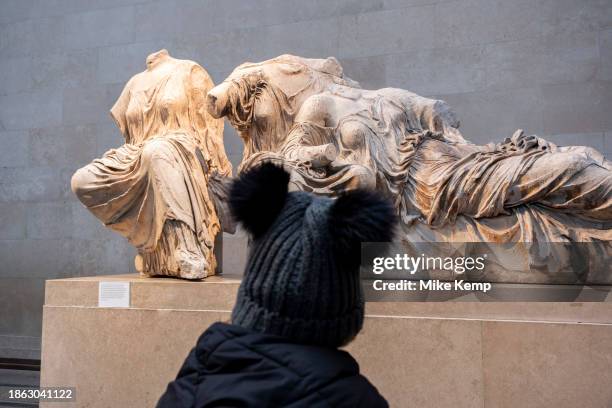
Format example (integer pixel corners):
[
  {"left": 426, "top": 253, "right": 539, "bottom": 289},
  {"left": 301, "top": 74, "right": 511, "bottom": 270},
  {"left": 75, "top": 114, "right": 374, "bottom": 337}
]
[
  {"left": 207, "top": 54, "right": 612, "bottom": 284},
  {"left": 72, "top": 50, "right": 232, "bottom": 279}
]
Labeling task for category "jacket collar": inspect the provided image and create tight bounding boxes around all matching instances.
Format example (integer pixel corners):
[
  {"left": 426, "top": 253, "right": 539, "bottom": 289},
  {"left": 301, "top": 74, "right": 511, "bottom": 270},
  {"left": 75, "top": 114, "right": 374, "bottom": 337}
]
[{"left": 196, "top": 322, "right": 361, "bottom": 379}]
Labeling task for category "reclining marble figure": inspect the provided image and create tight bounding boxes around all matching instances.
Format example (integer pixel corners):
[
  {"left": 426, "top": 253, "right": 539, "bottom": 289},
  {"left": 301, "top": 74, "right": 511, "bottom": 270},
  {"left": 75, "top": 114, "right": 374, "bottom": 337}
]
[
  {"left": 206, "top": 54, "right": 612, "bottom": 283},
  {"left": 72, "top": 49, "right": 233, "bottom": 279}
]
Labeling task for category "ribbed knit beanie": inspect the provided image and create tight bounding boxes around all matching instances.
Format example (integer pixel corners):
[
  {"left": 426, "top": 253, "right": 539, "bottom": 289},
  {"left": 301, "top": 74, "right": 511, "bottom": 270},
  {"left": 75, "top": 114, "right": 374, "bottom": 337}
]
[{"left": 229, "top": 163, "right": 396, "bottom": 348}]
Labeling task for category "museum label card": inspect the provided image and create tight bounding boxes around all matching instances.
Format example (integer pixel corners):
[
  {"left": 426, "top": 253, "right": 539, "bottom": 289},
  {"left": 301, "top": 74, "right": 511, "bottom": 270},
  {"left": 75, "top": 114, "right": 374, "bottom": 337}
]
[{"left": 98, "top": 281, "right": 130, "bottom": 308}]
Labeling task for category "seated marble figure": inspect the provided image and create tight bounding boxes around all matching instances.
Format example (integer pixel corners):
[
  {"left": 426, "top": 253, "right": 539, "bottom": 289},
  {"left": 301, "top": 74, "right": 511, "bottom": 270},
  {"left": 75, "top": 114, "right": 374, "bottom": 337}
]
[
  {"left": 206, "top": 54, "right": 612, "bottom": 284},
  {"left": 72, "top": 50, "right": 232, "bottom": 279}
]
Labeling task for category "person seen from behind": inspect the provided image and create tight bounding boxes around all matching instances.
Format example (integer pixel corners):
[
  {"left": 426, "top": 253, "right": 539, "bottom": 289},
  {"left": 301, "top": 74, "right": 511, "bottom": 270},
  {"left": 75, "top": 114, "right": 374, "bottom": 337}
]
[{"left": 157, "top": 162, "right": 396, "bottom": 407}]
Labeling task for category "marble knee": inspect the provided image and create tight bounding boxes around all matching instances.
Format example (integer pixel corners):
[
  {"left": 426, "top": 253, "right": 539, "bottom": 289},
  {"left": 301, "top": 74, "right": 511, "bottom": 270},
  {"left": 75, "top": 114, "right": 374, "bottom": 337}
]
[
  {"left": 140, "top": 139, "right": 172, "bottom": 166},
  {"left": 349, "top": 165, "right": 377, "bottom": 190},
  {"left": 71, "top": 166, "right": 95, "bottom": 201},
  {"left": 339, "top": 120, "right": 368, "bottom": 150}
]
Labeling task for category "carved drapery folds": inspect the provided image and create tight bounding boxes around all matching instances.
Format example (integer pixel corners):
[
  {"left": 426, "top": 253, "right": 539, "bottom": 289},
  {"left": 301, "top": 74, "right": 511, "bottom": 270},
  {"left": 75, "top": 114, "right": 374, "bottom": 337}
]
[
  {"left": 208, "top": 54, "right": 612, "bottom": 284},
  {"left": 72, "top": 50, "right": 232, "bottom": 280}
]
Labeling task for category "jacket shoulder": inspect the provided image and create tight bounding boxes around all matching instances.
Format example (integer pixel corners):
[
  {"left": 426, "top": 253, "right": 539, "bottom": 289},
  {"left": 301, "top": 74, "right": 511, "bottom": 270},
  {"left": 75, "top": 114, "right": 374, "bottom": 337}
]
[
  {"left": 158, "top": 323, "right": 389, "bottom": 408},
  {"left": 316, "top": 373, "right": 389, "bottom": 408},
  {"left": 157, "top": 324, "right": 228, "bottom": 407}
]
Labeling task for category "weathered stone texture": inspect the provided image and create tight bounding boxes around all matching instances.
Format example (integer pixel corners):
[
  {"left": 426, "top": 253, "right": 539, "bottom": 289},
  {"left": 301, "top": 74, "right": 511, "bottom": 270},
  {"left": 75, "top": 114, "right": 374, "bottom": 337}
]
[{"left": 0, "top": 0, "right": 611, "bottom": 357}]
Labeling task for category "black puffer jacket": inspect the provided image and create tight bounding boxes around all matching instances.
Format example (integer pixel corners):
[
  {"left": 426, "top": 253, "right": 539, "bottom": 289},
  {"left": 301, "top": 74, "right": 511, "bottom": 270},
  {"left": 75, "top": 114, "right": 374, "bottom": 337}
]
[{"left": 157, "top": 322, "right": 388, "bottom": 408}]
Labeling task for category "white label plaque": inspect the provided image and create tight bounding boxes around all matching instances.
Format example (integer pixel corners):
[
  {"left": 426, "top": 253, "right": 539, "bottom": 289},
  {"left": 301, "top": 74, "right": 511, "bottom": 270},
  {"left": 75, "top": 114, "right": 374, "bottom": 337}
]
[{"left": 98, "top": 281, "right": 130, "bottom": 308}]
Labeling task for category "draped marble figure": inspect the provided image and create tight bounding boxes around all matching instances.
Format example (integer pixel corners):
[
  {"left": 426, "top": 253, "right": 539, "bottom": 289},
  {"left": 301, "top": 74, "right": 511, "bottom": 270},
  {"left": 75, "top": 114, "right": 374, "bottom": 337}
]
[
  {"left": 72, "top": 50, "right": 232, "bottom": 279},
  {"left": 207, "top": 54, "right": 612, "bottom": 284}
]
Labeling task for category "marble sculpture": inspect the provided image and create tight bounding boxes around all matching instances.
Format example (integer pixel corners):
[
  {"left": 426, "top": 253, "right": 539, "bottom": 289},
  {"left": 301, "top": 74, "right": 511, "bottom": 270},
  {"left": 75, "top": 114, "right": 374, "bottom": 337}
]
[
  {"left": 72, "top": 50, "right": 232, "bottom": 279},
  {"left": 207, "top": 54, "right": 612, "bottom": 283}
]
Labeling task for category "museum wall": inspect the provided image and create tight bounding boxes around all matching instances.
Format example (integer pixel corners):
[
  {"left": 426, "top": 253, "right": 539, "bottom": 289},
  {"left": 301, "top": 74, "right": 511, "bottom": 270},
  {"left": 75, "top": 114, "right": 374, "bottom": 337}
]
[{"left": 1, "top": 0, "right": 611, "bottom": 358}]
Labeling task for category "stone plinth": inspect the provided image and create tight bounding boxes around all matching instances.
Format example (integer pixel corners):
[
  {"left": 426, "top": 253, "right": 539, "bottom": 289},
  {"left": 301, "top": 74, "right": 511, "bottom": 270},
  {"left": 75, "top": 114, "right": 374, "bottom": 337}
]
[{"left": 41, "top": 275, "right": 612, "bottom": 408}]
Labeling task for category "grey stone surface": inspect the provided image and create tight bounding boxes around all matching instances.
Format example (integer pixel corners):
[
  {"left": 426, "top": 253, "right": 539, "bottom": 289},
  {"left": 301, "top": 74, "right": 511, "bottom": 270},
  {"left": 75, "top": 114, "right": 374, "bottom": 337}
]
[
  {"left": 0, "top": 335, "right": 41, "bottom": 360},
  {"left": 29, "top": 125, "right": 97, "bottom": 167},
  {"left": 0, "top": 16, "right": 65, "bottom": 59},
  {"left": 606, "top": 132, "right": 612, "bottom": 158},
  {"left": 0, "top": 130, "right": 28, "bottom": 167},
  {"left": 0, "top": 167, "right": 64, "bottom": 202},
  {"left": 0, "top": 203, "right": 27, "bottom": 240},
  {"left": 95, "top": 120, "right": 126, "bottom": 154},
  {"left": 600, "top": 29, "right": 612, "bottom": 81},
  {"left": 0, "top": 278, "right": 45, "bottom": 337},
  {"left": 62, "top": 6, "right": 136, "bottom": 50},
  {"left": 63, "top": 84, "right": 123, "bottom": 126},
  {"left": 438, "top": 87, "right": 545, "bottom": 144},
  {"left": 338, "top": 6, "right": 436, "bottom": 58},
  {"left": 386, "top": 45, "right": 487, "bottom": 95},
  {"left": 0, "top": 51, "right": 98, "bottom": 96},
  {"left": 97, "top": 41, "right": 172, "bottom": 85},
  {"left": 0, "top": 0, "right": 611, "bottom": 358},
  {"left": 0, "top": 88, "right": 63, "bottom": 130},
  {"left": 541, "top": 81, "right": 612, "bottom": 135},
  {"left": 26, "top": 203, "right": 74, "bottom": 240},
  {"left": 341, "top": 55, "right": 388, "bottom": 90},
  {"left": 483, "top": 31, "right": 600, "bottom": 90}
]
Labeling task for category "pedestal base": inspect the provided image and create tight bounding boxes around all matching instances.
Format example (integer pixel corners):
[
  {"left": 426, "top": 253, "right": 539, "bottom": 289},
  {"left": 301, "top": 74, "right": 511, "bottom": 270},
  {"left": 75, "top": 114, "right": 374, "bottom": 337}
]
[{"left": 41, "top": 275, "right": 612, "bottom": 407}]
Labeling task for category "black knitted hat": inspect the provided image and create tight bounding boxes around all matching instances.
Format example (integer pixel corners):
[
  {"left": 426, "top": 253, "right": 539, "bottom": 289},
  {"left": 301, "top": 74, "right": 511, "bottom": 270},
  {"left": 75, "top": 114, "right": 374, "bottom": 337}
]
[{"left": 229, "top": 163, "right": 396, "bottom": 348}]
